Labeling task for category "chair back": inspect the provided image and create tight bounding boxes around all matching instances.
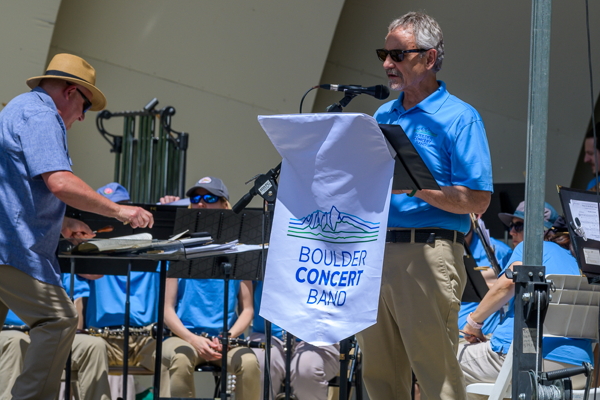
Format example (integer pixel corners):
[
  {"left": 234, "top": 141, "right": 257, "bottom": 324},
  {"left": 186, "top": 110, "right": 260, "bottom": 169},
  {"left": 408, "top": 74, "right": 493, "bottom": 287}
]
[{"left": 544, "top": 274, "right": 600, "bottom": 341}]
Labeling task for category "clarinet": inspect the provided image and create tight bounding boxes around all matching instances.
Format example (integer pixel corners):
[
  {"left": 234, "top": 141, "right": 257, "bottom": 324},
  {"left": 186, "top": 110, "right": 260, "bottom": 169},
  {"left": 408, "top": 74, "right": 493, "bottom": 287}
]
[
  {"left": 192, "top": 331, "right": 265, "bottom": 349},
  {"left": 87, "top": 324, "right": 266, "bottom": 348},
  {"left": 88, "top": 325, "right": 152, "bottom": 338}
]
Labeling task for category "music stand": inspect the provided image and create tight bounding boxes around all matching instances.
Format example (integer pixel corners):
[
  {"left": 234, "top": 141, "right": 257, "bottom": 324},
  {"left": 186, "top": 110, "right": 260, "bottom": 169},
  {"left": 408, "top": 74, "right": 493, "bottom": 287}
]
[
  {"left": 166, "top": 208, "right": 267, "bottom": 399},
  {"left": 378, "top": 124, "right": 441, "bottom": 192},
  {"left": 59, "top": 204, "right": 184, "bottom": 400},
  {"left": 558, "top": 186, "right": 600, "bottom": 280},
  {"left": 461, "top": 247, "right": 491, "bottom": 303}
]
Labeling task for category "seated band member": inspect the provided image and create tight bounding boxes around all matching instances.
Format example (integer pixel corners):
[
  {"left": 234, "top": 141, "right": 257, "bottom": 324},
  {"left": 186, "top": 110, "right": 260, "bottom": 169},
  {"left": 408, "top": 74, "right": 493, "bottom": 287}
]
[
  {"left": 161, "top": 177, "right": 261, "bottom": 399},
  {"left": 458, "top": 216, "right": 593, "bottom": 393},
  {"left": 0, "top": 275, "right": 111, "bottom": 400},
  {"left": 457, "top": 217, "right": 513, "bottom": 340},
  {"left": 82, "top": 183, "right": 159, "bottom": 380},
  {"left": 250, "top": 280, "right": 340, "bottom": 400}
]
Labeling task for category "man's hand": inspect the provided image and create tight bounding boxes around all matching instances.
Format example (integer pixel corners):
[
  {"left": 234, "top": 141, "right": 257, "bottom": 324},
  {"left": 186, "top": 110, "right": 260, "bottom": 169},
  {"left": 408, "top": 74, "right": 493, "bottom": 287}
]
[
  {"left": 160, "top": 195, "right": 181, "bottom": 204},
  {"left": 116, "top": 205, "right": 154, "bottom": 229},
  {"left": 461, "top": 323, "right": 487, "bottom": 344},
  {"left": 62, "top": 217, "right": 95, "bottom": 240}
]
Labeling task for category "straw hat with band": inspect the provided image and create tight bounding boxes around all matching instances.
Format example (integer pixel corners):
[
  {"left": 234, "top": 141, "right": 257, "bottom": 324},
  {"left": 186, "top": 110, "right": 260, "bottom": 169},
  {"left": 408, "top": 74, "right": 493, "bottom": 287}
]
[{"left": 26, "top": 53, "right": 106, "bottom": 111}]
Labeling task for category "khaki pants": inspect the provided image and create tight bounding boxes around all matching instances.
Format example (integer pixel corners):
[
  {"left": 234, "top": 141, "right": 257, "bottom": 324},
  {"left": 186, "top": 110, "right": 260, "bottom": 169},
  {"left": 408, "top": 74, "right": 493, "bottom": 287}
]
[
  {"left": 357, "top": 238, "right": 467, "bottom": 400},
  {"left": 161, "top": 336, "right": 261, "bottom": 399},
  {"left": 0, "top": 265, "right": 77, "bottom": 400},
  {"left": 249, "top": 333, "right": 340, "bottom": 400},
  {"left": 0, "top": 330, "right": 28, "bottom": 400},
  {"left": 0, "top": 320, "right": 111, "bottom": 400},
  {"left": 457, "top": 341, "right": 588, "bottom": 399}
]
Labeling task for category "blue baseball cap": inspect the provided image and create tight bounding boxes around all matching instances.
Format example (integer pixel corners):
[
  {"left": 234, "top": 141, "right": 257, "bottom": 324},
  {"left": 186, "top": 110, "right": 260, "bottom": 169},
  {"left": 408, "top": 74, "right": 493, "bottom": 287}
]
[{"left": 96, "top": 182, "right": 130, "bottom": 203}]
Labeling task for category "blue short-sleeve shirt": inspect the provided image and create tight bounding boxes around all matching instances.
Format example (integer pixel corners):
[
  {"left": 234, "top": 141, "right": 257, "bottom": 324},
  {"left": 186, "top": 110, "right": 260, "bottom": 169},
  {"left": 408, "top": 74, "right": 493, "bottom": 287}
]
[
  {"left": 0, "top": 87, "right": 72, "bottom": 287},
  {"left": 375, "top": 81, "right": 493, "bottom": 233},
  {"left": 85, "top": 272, "right": 160, "bottom": 328},
  {"left": 175, "top": 278, "right": 241, "bottom": 337}
]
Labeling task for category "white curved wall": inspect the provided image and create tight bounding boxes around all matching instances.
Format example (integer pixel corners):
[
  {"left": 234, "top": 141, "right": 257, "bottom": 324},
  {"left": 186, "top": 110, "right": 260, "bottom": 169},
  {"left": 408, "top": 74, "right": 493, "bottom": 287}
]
[{"left": 1, "top": 0, "right": 599, "bottom": 210}]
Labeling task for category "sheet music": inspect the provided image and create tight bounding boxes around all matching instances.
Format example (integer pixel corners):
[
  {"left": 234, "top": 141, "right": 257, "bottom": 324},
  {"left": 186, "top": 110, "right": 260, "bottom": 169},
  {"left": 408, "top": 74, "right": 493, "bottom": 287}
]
[{"left": 569, "top": 199, "right": 600, "bottom": 241}]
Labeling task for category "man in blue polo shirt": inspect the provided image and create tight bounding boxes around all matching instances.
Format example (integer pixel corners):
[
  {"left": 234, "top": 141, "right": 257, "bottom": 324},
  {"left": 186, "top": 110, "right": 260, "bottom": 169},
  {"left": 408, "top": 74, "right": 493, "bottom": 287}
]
[
  {"left": 0, "top": 53, "right": 154, "bottom": 400},
  {"left": 356, "top": 12, "right": 493, "bottom": 400},
  {"left": 583, "top": 122, "right": 600, "bottom": 191}
]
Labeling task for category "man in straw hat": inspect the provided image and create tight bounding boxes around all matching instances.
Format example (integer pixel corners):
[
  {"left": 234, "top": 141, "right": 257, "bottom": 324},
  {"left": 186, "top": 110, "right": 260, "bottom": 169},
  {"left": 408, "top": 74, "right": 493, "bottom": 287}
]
[{"left": 0, "top": 53, "right": 154, "bottom": 399}]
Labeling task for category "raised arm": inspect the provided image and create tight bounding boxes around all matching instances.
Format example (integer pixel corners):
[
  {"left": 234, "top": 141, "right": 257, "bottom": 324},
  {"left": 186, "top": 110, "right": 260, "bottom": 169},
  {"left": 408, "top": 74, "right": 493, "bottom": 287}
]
[
  {"left": 395, "top": 186, "right": 490, "bottom": 215},
  {"left": 42, "top": 170, "right": 154, "bottom": 228},
  {"left": 462, "top": 262, "right": 520, "bottom": 342}
]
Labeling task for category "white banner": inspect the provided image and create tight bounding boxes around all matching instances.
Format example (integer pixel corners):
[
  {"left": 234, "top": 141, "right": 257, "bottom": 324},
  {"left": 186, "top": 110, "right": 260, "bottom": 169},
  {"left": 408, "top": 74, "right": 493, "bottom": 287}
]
[{"left": 258, "top": 113, "right": 394, "bottom": 345}]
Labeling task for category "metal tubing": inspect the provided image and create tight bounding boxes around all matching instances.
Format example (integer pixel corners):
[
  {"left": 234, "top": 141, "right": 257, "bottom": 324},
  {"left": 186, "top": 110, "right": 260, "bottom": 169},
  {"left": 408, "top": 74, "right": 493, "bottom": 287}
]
[{"left": 522, "top": 0, "right": 552, "bottom": 267}]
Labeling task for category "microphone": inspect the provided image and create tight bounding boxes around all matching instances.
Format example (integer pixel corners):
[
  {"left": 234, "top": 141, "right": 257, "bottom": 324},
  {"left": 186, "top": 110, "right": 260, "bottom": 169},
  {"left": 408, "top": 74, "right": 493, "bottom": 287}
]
[{"left": 318, "top": 84, "right": 390, "bottom": 100}]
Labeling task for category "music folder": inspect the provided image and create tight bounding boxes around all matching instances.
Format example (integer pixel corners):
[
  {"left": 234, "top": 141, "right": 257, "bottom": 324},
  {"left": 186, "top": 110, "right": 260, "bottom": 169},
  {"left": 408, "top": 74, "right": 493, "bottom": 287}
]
[
  {"left": 379, "top": 124, "right": 441, "bottom": 192},
  {"left": 558, "top": 186, "right": 600, "bottom": 280}
]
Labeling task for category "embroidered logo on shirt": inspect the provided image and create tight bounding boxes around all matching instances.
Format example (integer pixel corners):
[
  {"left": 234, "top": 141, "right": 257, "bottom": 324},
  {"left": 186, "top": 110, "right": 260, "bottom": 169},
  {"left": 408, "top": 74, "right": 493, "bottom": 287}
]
[{"left": 413, "top": 127, "right": 437, "bottom": 146}]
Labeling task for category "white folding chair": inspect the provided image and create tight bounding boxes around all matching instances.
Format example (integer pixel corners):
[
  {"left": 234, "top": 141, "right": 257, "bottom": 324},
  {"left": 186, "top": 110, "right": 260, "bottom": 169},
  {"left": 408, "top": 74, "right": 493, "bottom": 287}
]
[{"left": 466, "top": 274, "right": 600, "bottom": 399}]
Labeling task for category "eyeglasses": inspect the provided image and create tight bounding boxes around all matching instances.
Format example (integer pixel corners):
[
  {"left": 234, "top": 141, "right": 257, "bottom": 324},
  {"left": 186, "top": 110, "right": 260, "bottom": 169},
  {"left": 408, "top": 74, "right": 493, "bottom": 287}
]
[
  {"left": 509, "top": 221, "right": 524, "bottom": 233},
  {"left": 75, "top": 88, "right": 92, "bottom": 114},
  {"left": 190, "top": 194, "right": 220, "bottom": 204},
  {"left": 376, "top": 48, "right": 429, "bottom": 62}
]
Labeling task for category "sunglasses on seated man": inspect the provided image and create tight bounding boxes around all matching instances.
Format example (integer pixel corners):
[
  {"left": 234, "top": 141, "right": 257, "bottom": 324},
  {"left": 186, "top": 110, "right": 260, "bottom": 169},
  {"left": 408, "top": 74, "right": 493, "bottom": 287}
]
[
  {"left": 509, "top": 221, "right": 524, "bottom": 233},
  {"left": 189, "top": 194, "right": 221, "bottom": 204}
]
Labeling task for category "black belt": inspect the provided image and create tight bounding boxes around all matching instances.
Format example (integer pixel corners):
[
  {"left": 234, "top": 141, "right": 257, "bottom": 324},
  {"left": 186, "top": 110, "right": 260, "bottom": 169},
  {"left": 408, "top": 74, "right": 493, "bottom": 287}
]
[
  {"left": 386, "top": 229, "right": 464, "bottom": 245},
  {"left": 2, "top": 325, "right": 29, "bottom": 333}
]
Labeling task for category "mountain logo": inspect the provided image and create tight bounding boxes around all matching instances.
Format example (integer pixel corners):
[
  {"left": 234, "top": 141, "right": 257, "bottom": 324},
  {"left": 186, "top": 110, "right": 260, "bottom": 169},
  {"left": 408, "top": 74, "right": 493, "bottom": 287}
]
[{"left": 288, "top": 206, "right": 380, "bottom": 243}]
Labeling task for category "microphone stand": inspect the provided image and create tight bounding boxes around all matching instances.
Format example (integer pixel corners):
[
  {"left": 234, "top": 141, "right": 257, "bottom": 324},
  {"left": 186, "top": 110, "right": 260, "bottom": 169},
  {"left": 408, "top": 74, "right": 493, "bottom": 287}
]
[
  {"left": 325, "top": 93, "right": 357, "bottom": 113},
  {"left": 325, "top": 91, "right": 357, "bottom": 400},
  {"left": 232, "top": 164, "right": 279, "bottom": 400}
]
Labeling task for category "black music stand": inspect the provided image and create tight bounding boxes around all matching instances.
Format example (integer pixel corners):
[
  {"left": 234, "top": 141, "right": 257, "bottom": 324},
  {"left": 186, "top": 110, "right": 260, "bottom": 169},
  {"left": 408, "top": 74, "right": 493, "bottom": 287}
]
[
  {"left": 461, "top": 244, "right": 491, "bottom": 303},
  {"left": 59, "top": 204, "right": 184, "bottom": 400},
  {"left": 558, "top": 186, "right": 600, "bottom": 280},
  {"left": 378, "top": 124, "right": 441, "bottom": 192},
  {"left": 165, "top": 208, "right": 267, "bottom": 399}
]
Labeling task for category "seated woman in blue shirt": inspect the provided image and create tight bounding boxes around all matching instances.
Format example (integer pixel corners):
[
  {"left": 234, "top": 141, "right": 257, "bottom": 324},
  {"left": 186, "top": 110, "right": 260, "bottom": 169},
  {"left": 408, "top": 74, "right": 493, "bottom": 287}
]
[
  {"left": 161, "top": 177, "right": 260, "bottom": 399},
  {"left": 458, "top": 216, "right": 592, "bottom": 390}
]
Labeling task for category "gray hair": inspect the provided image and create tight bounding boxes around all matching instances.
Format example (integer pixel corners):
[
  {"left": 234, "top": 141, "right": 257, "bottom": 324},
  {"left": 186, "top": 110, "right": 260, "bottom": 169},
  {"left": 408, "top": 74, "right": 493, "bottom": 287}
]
[{"left": 388, "top": 12, "right": 444, "bottom": 72}]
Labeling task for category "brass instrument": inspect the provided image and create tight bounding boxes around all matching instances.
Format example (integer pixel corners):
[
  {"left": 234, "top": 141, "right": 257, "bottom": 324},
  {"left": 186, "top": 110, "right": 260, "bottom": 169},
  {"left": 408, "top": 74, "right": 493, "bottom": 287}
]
[{"left": 88, "top": 324, "right": 266, "bottom": 349}]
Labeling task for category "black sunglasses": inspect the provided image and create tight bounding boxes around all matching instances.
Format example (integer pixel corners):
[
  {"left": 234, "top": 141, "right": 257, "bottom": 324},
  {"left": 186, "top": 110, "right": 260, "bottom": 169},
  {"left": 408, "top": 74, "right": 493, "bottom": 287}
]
[
  {"left": 376, "top": 48, "right": 429, "bottom": 63},
  {"left": 190, "top": 194, "right": 220, "bottom": 204},
  {"left": 509, "top": 221, "right": 524, "bottom": 233},
  {"left": 76, "top": 88, "right": 93, "bottom": 114}
]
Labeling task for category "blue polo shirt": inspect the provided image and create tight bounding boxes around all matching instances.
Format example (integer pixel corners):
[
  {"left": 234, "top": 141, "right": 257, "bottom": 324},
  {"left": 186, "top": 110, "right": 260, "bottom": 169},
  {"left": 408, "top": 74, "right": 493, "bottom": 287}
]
[
  {"left": 490, "top": 241, "right": 593, "bottom": 366},
  {"left": 0, "top": 87, "right": 72, "bottom": 287},
  {"left": 375, "top": 81, "right": 493, "bottom": 233},
  {"left": 586, "top": 177, "right": 599, "bottom": 191},
  {"left": 175, "top": 278, "right": 241, "bottom": 337}
]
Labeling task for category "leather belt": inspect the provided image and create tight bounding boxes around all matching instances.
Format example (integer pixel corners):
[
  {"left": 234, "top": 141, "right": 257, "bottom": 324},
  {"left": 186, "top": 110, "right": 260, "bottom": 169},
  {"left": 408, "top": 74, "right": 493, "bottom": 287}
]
[
  {"left": 2, "top": 325, "right": 29, "bottom": 333},
  {"left": 386, "top": 229, "right": 464, "bottom": 245}
]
